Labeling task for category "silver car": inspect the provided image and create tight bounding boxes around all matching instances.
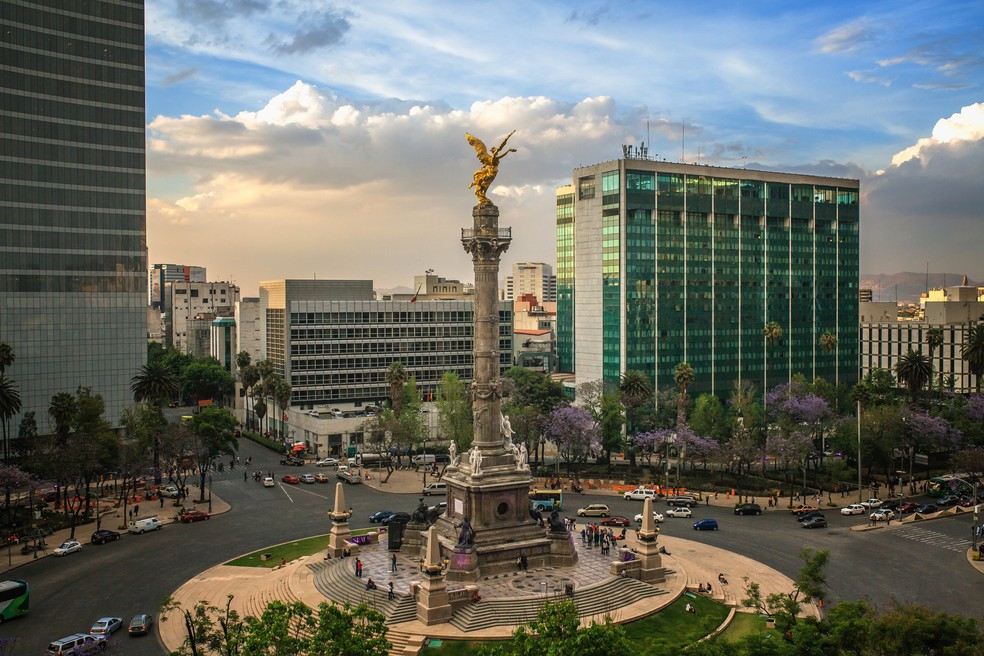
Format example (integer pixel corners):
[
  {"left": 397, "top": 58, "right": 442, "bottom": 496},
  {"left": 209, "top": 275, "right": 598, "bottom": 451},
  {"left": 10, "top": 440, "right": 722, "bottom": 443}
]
[{"left": 576, "top": 504, "right": 611, "bottom": 517}]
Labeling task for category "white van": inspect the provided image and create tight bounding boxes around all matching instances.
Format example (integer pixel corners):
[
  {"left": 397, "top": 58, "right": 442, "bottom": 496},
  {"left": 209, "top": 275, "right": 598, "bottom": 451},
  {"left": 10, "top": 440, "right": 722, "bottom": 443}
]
[
  {"left": 422, "top": 482, "right": 447, "bottom": 496},
  {"left": 412, "top": 454, "right": 437, "bottom": 465},
  {"left": 128, "top": 516, "right": 163, "bottom": 534}
]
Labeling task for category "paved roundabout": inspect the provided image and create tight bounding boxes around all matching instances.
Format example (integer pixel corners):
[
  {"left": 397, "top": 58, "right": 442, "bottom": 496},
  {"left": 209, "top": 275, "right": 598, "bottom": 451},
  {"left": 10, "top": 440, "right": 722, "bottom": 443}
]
[{"left": 160, "top": 523, "right": 817, "bottom": 654}]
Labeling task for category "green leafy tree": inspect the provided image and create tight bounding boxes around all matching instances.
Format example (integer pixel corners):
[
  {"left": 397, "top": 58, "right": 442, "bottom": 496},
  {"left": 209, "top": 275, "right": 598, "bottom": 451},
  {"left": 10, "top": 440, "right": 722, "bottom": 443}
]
[
  {"left": 599, "top": 393, "right": 625, "bottom": 472},
  {"left": 894, "top": 348, "right": 932, "bottom": 403},
  {"left": 48, "top": 391, "right": 77, "bottom": 443},
  {"left": 435, "top": 372, "right": 472, "bottom": 451},
  {"left": 742, "top": 548, "right": 829, "bottom": 634},
  {"left": 506, "top": 367, "right": 568, "bottom": 415},
  {"left": 275, "top": 379, "right": 292, "bottom": 439},
  {"left": 63, "top": 387, "right": 118, "bottom": 537},
  {"left": 962, "top": 323, "right": 984, "bottom": 393},
  {"left": 0, "top": 342, "right": 13, "bottom": 374},
  {"left": 182, "top": 359, "right": 236, "bottom": 406},
  {"left": 479, "top": 600, "right": 630, "bottom": 656},
  {"left": 15, "top": 410, "right": 39, "bottom": 458},
  {"left": 690, "top": 393, "right": 728, "bottom": 443},
  {"left": 673, "top": 361, "right": 695, "bottom": 427},
  {"left": 188, "top": 407, "right": 239, "bottom": 500},
  {"left": 122, "top": 402, "right": 169, "bottom": 485}
]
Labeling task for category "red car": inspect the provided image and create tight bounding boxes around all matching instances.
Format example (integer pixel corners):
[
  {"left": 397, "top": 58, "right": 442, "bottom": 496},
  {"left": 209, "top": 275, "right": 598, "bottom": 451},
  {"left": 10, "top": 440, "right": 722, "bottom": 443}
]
[
  {"left": 281, "top": 475, "right": 300, "bottom": 484},
  {"left": 180, "top": 509, "right": 210, "bottom": 523},
  {"left": 899, "top": 501, "right": 919, "bottom": 514},
  {"left": 600, "top": 515, "right": 631, "bottom": 527}
]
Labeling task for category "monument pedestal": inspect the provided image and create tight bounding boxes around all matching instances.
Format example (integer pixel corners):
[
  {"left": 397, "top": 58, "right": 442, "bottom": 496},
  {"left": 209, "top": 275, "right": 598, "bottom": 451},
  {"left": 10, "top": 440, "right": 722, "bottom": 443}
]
[
  {"left": 403, "top": 522, "right": 427, "bottom": 553},
  {"left": 416, "top": 573, "right": 453, "bottom": 625}
]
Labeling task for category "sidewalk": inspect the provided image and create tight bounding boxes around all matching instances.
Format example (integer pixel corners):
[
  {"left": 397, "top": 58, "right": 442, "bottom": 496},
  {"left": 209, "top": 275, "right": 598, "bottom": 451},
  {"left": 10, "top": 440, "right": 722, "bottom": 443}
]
[{"left": 1, "top": 485, "right": 231, "bottom": 574}]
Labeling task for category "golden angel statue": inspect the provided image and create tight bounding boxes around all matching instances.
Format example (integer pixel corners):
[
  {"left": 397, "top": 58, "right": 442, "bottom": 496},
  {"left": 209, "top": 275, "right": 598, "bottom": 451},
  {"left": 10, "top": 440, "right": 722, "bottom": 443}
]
[{"left": 466, "top": 130, "right": 517, "bottom": 205}]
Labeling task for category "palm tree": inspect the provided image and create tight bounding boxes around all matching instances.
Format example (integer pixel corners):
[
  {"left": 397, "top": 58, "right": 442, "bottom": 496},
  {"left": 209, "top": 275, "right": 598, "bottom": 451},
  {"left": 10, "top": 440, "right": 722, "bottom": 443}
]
[
  {"left": 673, "top": 361, "right": 695, "bottom": 427},
  {"left": 894, "top": 348, "right": 932, "bottom": 403},
  {"left": 275, "top": 379, "right": 292, "bottom": 439},
  {"left": 961, "top": 323, "right": 984, "bottom": 393},
  {"left": 0, "top": 342, "right": 13, "bottom": 374},
  {"left": 926, "top": 328, "right": 944, "bottom": 393},
  {"left": 131, "top": 361, "right": 180, "bottom": 407},
  {"left": 0, "top": 374, "right": 21, "bottom": 463},
  {"left": 819, "top": 331, "right": 837, "bottom": 354},
  {"left": 253, "top": 394, "right": 267, "bottom": 436},
  {"left": 762, "top": 321, "right": 783, "bottom": 408},
  {"left": 619, "top": 370, "right": 652, "bottom": 433},
  {"left": 48, "top": 392, "right": 77, "bottom": 443},
  {"left": 240, "top": 364, "right": 260, "bottom": 430},
  {"left": 386, "top": 362, "right": 408, "bottom": 416}
]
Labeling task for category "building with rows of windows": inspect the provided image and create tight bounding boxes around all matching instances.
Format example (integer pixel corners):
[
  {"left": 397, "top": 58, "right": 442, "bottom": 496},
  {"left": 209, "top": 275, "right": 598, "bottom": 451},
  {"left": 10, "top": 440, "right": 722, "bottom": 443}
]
[
  {"left": 257, "top": 280, "right": 512, "bottom": 411},
  {"left": 557, "top": 157, "right": 860, "bottom": 397},
  {"left": 0, "top": 0, "right": 147, "bottom": 428}
]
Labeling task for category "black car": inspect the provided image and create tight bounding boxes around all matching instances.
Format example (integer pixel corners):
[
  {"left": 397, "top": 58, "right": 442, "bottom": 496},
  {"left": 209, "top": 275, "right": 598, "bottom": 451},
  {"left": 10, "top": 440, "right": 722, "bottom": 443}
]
[
  {"left": 279, "top": 457, "right": 304, "bottom": 466},
  {"left": 937, "top": 495, "right": 961, "bottom": 507},
  {"left": 734, "top": 503, "right": 762, "bottom": 516},
  {"left": 881, "top": 499, "right": 900, "bottom": 511},
  {"left": 368, "top": 509, "right": 396, "bottom": 523},
  {"left": 381, "top": 512, "right": 411, "bottom": 525},
  {"left": 914, "top": 504, "right": 939, "bottom": 514},
  {"left": 801, "top": 516, "right": 828, "bottom": 529},
  {"left": 797, "top": 510, "right": 825, "bottom": 523},
  {"left": 90, "top": 529, "right": 121, "bottom": 545}
]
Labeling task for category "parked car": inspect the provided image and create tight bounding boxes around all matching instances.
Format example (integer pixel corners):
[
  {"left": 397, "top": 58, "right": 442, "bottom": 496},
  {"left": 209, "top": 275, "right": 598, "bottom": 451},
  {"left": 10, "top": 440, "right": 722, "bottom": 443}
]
[
  {"left": 665, "top": 506, "right": 693, "bottom": 518},
  {"left": 89, "top": 617, "right": 123, "bottom": 636},
  {"left": 797, "top": 510, "right": 825, "bottom": 523},
  {"left": 634, "top": 511, "right": 664, "bottom": 523},
  {"left": 159, "top": 485, "right": 180, "bottom": 498},
  {"left": 281, "top": 474, "right": 300, "bottom": 484},
  {"left": 576, "top": 504, "right": 611, "bottom": 517},
  {"left": 369, "top": 509, "right": 396, "bottom": 523},
  {"left": 300, "top": 474, "right": 316, "bottom": 484},
  {"left": 623, "top": 488, "right": 658, "bottom": 501},
  {"left": 262, "top": 476, "right": 276, "bottom": 488},
  {"left": 693, "top": 518, "right": 719, "bottom": 531},
  {"left": 90, "top": 529, "right": 121, "bottom": 545},
  {"left": 316, "top": 458, "right": 339, "bottom": 467},
  {"left": 53, "top": 540, "right": 82, "bottom": 556},
  {"left": 870, "top": 508, "right": 895, "bottom": 522},
  {"left": 314, "top": 473, "right": 330, "bottom": 483},
  {"left": 128, "top": 614, "right": 154, "bottom": 636},
  {"left": 734, "top": 503, "right": 762, "bottom": 516},
  {"left": 600, "top": 515, "right": 631, "bottom": 527},
  {"left": 801, "top": 516, "right": 828, "bottom": 529},
  {"left": 840, "top": 504, "right": 866, "bottom": 515},
  {"left": 381, "top": 511, "right": 411, "bottom": 525},
  {"left": 180, "top": 509, "right": 210, "bottom": 523},
  {"left": 914, "top": 504, "right": 939, "bottom": 514},
  {"left": 859, "top": 498, "right": 883, "bottom": 508}
]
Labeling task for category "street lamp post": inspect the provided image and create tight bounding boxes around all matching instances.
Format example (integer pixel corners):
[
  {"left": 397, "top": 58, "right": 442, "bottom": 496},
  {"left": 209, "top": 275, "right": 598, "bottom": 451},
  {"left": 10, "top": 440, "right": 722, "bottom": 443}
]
[
  {"left": 208, "top": 473, "right": 213, "bottom": 513},
  {"left": 857, "top": 400, "right": 863, "bottom": 505}
]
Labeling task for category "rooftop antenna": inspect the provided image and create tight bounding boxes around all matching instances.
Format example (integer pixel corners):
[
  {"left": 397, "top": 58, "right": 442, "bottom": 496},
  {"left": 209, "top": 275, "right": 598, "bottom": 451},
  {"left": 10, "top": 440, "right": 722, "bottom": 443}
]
[
  {"left": 646, "top": 115, "right": 651, "bottom": 154},
  {"left": 926, "top": 262, "right": 929, "bottom": 294},
  {"left": 681, "top": 123, "right": 685, "bottom": 162}
]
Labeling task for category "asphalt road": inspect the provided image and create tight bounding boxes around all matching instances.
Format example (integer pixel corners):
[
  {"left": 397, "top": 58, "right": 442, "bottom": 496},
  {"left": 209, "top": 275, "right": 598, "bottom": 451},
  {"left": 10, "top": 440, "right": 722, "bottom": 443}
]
[{"left": 3, "top": 440, "right": 982, "bottom": 654}]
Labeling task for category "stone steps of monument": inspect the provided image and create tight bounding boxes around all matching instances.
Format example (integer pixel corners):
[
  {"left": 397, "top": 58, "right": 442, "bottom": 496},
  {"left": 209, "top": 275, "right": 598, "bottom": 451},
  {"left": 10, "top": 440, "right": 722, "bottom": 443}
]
[
  {"left": 449, "top": 576, "right": 665, "bottom": 632},
  {"left": 386, "top": 628, "right": 418, "bottom": 656},
  {"left": 313, "top": 557, "right": 416, "bottom": 622}
]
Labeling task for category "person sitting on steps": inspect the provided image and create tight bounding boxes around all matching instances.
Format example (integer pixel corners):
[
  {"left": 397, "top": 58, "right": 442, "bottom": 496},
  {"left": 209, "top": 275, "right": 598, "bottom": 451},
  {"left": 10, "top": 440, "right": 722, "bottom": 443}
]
[{"left": 365, "top": 578, "right": 377, "bottom": 591}]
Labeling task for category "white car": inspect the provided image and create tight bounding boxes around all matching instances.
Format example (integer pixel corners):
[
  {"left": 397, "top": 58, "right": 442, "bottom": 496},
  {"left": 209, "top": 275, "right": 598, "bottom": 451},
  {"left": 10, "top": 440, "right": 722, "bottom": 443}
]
[
  {"left": 316, "top": 458, "right": 338, "bottom": 467},
  {"left": 53, "top": 540, "right": 82, "bottom": 556},
  {"left": 159, "top": 485, "right": 180, "bottom": 498},
  {"left": 623, "top": 488, "right": 658, "bottom": 501},
  {"left": 870, "top": 508, "right": 895, "bottom": 521},
  {"left": 89, "top": 617, "right": 123, "bottom": 636},
  {"left": 665, "top": 507, "right": 693, "bottom": 518},
  {"left": 860, "top": 498, "right": 883, "bottom": 508},
  {"left": 840, "top": 504, "right": 866, "bottom": 515},
  {"left": 263, "top": 476, "right": 275, "bottom": 487},
  {"left": 634, "top": 511, "right": 664, "bottom": 523},
  {"left": 576, "top": 504, "right": 611, "bottom": 517}
]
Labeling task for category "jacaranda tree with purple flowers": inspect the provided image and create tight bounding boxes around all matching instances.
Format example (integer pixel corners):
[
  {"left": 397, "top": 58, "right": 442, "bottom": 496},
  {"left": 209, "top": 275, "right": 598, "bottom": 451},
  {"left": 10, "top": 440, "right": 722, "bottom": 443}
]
[{"left": 544, "top": 406, "right": 601, "bottom": 477}]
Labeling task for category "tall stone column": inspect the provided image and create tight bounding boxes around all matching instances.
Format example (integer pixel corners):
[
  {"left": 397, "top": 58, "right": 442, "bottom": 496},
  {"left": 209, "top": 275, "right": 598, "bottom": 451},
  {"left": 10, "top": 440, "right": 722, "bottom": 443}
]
[{"left": 462, "top": 203, "right": 510, "bottom": 447}]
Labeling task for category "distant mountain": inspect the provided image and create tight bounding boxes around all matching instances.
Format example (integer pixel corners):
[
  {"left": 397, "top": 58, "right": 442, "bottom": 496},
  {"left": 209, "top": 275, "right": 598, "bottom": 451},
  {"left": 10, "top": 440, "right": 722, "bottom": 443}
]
[
  {"left": 375, "top": 286, "right": 414, "bottom": 298},
  {"left": 860, "top": 272, "right": 979, "bottom": 304}
]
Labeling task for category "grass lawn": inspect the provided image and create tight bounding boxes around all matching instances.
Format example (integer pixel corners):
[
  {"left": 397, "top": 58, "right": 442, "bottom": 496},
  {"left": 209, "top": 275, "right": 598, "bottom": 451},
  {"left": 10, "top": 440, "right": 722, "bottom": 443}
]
[
  {"left": 425, "top": 595, "right": 729, "bottom": 654},
  {"left": 225, "top": 528, "right": 378, "bottom": 568},
  {"left": 717, "top": 611, "right": 769, "bottom": 642},
  {"left": 621, "top": 594, "right": 729, "bottom": 652}
]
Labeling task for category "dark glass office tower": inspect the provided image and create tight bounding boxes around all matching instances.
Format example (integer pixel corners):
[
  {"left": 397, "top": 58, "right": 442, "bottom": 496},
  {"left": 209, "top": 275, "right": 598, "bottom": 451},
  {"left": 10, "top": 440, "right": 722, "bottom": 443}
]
[
  {"left": 558, "top": 158, "right": 859, "bottom": 397},
  {"left": 0, "top": 1, "right": 147, "bottom": 428}
]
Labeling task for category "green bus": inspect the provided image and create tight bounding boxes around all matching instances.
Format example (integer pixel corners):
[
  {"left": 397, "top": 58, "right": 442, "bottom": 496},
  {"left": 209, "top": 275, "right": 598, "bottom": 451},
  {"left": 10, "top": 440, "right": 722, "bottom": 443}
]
[
  {"left": 0, "top": 579, "right": 29, "bottom": 622},
  {"left": 529, "top": 489, "right": 563, "bottom": 512},
  {"left": 927, "top": 475, "right": 974, "bottom": 498}
]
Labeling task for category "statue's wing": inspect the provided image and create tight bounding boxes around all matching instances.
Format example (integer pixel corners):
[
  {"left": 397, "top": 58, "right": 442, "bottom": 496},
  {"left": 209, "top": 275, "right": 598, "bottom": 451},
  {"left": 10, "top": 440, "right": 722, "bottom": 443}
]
[{"left": 466, "top": 133, "right": 489, "bottom": 161}]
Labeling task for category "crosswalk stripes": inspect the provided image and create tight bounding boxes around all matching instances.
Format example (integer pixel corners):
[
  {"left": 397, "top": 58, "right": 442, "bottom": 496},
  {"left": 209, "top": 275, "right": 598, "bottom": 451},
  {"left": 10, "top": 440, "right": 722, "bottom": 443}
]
[{"left": 892, "top": 525, "right": 972, "bottom": 552}]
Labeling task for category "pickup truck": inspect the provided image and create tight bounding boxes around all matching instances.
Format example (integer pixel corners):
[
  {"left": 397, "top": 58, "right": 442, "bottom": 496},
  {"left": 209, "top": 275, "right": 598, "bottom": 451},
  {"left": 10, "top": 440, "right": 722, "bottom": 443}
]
[{"left": 337, "top": 469, "right": 363, "bottom": 484}]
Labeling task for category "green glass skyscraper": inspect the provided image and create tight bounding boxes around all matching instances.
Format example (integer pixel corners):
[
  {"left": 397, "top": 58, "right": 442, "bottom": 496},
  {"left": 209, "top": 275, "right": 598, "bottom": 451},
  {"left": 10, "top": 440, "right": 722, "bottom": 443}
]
[
  {"left": 0, "top": 1, "right": 147, "bottom": 428},
  {"left": 557, "top": 157, "right": 859, "bottom": 397}
]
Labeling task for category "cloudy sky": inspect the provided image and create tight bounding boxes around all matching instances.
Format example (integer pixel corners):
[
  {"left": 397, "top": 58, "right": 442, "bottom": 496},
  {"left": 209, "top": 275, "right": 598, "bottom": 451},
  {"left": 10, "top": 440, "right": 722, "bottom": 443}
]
[{"left": 145, "top": 0, "right": 984, "bottom": 295}]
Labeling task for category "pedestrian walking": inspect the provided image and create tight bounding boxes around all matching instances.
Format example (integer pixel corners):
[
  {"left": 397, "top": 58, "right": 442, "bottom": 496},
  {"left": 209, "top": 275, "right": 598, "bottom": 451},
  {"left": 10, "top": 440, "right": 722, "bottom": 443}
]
[
  {"left": 391, "top": 553, "right": 397, "bottom": 572},
  {"left": 159, "top": 496, "right": 165, "bottom": 508},
  {"left": 134, "top": 504, "right": 140, "bottom": 517},
  {"left": 388, "top": 581, "right": 395, "bottom": 600},
  {"left": 355, "top": 558, "right": 363, "bottom": 578},
  {"left": 244, "top": 471, "right": 248, "bottom": 482}
]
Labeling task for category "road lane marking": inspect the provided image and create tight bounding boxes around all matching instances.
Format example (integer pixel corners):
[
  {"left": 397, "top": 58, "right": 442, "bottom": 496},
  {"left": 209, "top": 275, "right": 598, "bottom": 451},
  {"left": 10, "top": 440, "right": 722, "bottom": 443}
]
[
  {"left": 892, "top": 525, "right": 972, "bottom": 552},
  {"left": 279, "top": 484, "right": 294, "bottom": 502}
]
